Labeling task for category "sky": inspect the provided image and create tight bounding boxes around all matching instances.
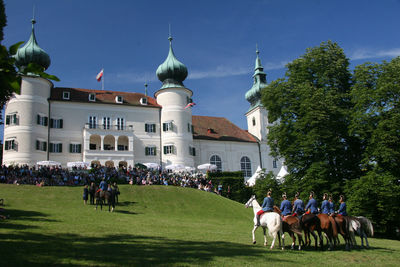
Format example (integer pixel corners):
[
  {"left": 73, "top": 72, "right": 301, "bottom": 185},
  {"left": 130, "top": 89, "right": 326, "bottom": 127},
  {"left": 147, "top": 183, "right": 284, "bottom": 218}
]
[{"left": 2, "top": 0, "right": 400, "bottom": 139}]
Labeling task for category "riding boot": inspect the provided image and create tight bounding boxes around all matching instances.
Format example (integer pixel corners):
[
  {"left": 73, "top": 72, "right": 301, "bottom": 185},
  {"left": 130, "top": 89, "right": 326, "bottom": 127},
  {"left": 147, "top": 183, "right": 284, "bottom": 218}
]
[{"left": 256, "top": 214, "right": 261, "bottom": 226}]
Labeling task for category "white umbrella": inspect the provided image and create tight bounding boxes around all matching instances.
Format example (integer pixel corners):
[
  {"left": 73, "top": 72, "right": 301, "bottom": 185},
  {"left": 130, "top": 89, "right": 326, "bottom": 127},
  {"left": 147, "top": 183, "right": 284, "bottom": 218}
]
[
  {"left": 165, "top": 164, "right": 185, "bottom": 171},
  {"left": 37, "top": 160, "right": 61, "bottom": 167},
  {"left": 67, "top": 161, "right": 90, "bottom": 169},
  {"left": 185, "top": 166, "right": 195, "bottom": 172},
  {"left": 143, "top": 162, "right": 160, "bottom": 169},
  {"left": 197, "top": 163, "right": 217, "bottom": 171}
]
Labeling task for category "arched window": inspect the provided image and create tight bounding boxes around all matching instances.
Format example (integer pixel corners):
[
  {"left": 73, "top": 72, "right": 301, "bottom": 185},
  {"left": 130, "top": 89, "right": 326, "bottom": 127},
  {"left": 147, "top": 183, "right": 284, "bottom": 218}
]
[
  {"left": 210, "top": 155, "right": 222, "bottom": 171},
  {"left": 241, "top": 156, "right": 252, "bottom": 177}
]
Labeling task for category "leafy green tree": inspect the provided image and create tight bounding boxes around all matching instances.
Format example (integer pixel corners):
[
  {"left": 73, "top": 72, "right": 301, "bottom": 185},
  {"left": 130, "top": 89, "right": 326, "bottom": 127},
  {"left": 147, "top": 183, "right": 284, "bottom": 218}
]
[
  {"left": 262, "top": 41, "right": 361, "bottom": 196},
  {"left": 253, "top": 171, "right": 281, "bottom": 204}
]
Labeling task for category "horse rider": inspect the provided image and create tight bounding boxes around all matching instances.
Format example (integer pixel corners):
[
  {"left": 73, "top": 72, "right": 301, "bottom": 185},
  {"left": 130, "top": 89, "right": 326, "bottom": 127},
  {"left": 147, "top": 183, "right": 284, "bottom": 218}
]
[
  {"left": 328, "top": 195, "right": 335, "bottom": 215},
  {"left": 99, "top": 178, "right": 107, "bottom": 192},
  {"left": 256, "top": 189, "right": 274, "bottom": 226},
  {"left": 292, "top": 192, "right": 305, "bottom": 217},
  {"left": 336, "top": 195, "right": 348, "bottom": 216},
  {"left": 305, "top": 191, "right": 318, "bottom": 214},
  {"left": 321, "top": 193, "right": 330, "bottom": 214},
  {"left": 280, "top": 192, "right": 292, "bottom": 219}
]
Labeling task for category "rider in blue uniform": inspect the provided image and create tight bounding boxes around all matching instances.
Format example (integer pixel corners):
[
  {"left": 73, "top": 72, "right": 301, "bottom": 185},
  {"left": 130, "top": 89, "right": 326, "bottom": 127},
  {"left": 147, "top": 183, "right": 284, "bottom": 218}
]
[
  {"left": 99, "top": 178, "right": 107, "bottom": 191},
  {"left": 305, "top": 191, "right": 318, "bottom": 214},
  {"left": 256, "top": 190, "right": 274, "bottom": 226},
  {"left": 328, "top": 195, "right": 335, "bottom": 215},
  {"left": 280, "top": 193, "right": 292, "bottom": 216},
  {"left": 337, "top": 195, "right": 347, "bottom": 216},
  {"left": 320, "top": 193, "right": 330, "bottom": 214},
  {"left": 292, "top": 192, "right": 305, "bottom": 216}
]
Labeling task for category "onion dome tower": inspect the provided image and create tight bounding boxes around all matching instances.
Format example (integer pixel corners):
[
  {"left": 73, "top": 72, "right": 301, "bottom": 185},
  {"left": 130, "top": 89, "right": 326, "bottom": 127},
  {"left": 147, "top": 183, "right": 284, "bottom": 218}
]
[
  {"left": 245, "top": 47, "right": 267, "bottom": 111},
  {"left": 156, "top": 36, "right": 188, "bottom": 89},
  {"left": 15, "top": 18, "right": 51, "bottom": 71},
  {"left": 155, "top": 34, "right": 194, "bottom": 168},
  {"left": 3, "top": 17, "right": 53, "bottom": 166}
]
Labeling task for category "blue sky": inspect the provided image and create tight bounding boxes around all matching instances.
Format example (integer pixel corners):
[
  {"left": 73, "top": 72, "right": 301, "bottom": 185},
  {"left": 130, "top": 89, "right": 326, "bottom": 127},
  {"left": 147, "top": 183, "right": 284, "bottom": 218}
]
[{"left": 2, "top": 0, "right": 400, "bottom": 137}]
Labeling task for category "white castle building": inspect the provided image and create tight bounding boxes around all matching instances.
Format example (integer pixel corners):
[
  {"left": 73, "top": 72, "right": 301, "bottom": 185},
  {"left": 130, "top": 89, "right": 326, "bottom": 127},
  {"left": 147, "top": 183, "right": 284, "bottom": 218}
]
[{"left": 2, "top": 19, "right": 282, "bottom": 178}]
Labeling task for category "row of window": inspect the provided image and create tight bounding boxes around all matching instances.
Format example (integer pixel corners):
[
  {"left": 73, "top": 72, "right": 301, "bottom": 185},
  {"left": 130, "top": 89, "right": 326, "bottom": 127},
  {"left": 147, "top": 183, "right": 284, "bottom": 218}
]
[
  {"left": 35, "top": 141, "right": 82, "bottom": 153},
  {"left": 63, "top": 91, "right": 148, "bottom": 105},
  {"left": 210, "top": 155, "right": 277, "bottom": 177}
]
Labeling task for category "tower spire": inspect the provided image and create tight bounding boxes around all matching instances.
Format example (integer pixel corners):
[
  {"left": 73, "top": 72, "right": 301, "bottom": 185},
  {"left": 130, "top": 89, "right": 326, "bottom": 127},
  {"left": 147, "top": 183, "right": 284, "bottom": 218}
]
[{"left": 245, "top": 45, "right": 267, "bottom": 111}]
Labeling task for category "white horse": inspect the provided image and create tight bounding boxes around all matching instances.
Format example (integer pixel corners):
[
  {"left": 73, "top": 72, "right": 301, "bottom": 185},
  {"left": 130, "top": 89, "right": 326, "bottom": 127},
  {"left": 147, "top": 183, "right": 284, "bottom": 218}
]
[
  {"left": 245, "top": 195, "right": 285, "bottom": 250},
  {"left": 348, "top": 216, "right": 374, "bottom": 248}
]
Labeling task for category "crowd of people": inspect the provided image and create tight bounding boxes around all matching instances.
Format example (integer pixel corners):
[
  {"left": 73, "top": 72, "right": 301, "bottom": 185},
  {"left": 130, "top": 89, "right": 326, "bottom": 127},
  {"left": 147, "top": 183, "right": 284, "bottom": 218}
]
[{"left": 0, "top": 164, "right": 223, "bottom": 194}]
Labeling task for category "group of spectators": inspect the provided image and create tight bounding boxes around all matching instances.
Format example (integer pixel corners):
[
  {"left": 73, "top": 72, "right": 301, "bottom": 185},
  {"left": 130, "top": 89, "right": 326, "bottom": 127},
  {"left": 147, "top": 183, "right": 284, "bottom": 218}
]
[{"left": 0, "top": 164, "right": 224, "bottom": 194}]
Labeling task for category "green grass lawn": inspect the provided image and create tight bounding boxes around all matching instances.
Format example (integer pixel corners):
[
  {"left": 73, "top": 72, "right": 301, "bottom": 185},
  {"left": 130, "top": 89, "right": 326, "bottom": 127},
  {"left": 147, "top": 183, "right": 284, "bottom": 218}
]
[{"left": 0, "top": 184, "right": 399, "bottom": 266}]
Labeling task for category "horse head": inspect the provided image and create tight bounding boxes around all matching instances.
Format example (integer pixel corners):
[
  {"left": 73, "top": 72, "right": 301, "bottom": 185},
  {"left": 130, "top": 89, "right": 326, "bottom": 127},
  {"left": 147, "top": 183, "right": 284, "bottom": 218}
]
[{"left": 245, "top": 195, "right": 256, "bottom": 208}]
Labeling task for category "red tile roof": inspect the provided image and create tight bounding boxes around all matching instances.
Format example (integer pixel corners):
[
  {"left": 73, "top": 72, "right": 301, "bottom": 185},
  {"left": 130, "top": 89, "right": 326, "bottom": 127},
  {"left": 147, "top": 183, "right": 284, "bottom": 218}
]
[
  {"left": 50, "top": 87, "right": 161, "bottom": 108},
  {"left": 192, "top": 115, "right": 258, "bottom": 143}
]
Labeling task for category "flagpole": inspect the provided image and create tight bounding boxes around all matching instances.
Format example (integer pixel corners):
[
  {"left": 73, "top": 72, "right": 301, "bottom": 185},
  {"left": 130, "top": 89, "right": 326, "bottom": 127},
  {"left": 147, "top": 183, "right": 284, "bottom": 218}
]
[{"left": 102, "top": 68, "right": 104, "bottom": 90}]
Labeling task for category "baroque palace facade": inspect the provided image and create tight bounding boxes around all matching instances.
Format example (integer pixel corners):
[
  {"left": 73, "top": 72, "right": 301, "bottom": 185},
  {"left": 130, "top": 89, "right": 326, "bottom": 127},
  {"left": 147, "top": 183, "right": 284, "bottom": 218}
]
[{"left": 2, "top": 19, "right": 282, "bottom": 178}]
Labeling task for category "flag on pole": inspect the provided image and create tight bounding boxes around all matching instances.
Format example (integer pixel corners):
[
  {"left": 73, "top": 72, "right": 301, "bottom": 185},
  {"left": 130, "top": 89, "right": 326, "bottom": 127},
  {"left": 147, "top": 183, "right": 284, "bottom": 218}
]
[
  {"left": 96, "top": 69, "right": 104, "bottom": 82},
  {"left": 184, "top": 102, "right": 196, "bottom": 109}
]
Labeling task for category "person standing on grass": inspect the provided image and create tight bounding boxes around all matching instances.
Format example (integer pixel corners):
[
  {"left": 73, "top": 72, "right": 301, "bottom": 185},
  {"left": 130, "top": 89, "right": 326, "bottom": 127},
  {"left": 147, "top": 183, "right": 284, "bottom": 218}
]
[{"left": 83, "top": 184, "right": 89, "bottom": 205}]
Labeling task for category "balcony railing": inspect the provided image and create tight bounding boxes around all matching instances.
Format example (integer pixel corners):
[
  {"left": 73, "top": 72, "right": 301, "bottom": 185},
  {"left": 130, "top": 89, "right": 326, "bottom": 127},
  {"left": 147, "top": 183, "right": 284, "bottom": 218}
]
[{"left": 85, "top": 123, "right": 133, "bottom": 131}]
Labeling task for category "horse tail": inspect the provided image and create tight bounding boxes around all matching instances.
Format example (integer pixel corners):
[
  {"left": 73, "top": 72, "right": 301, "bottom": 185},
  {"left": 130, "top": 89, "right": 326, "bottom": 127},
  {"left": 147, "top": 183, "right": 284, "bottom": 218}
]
[
  {"left": 268, "top": 214, "right": 282, "bottom": 238},
  {"left": 362, "top": 216, "right": 374, "bottom": 237}
]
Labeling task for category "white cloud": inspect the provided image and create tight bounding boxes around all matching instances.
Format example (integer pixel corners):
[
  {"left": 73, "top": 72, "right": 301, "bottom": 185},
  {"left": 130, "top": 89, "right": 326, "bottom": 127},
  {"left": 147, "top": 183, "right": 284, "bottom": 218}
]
[{"left": 350, "top": 48, "right": 400, "bottom": 60}]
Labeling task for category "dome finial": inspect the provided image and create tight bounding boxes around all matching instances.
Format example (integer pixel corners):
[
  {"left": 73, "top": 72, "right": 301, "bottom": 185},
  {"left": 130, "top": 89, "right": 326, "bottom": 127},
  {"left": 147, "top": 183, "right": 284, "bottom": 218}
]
[
  {"left": 168, "top": 23, "right": 173, "bottom": 42},
  {"left": 256, "top": 43, "right": 259, "bottom": 56},
  {"left": 144, "top": 82, "right": 148, "bottom": 96}
]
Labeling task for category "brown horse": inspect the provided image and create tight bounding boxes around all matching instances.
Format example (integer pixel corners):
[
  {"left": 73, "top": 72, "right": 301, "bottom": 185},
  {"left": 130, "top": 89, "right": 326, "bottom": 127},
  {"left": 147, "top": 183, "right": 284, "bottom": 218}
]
[
  {"left": 274, "top": 206, "right": 304, "bottom": 250},
  {"left": 301, "top": 213, "right": 323, "bottom": 250},
  {"left": 332, "top": 215, "right": 351, "bottom": 250},
  {"left": 95, "top": 189, "right": 115, "bottom": 212},
  {"left": 317, "top": 213, "right": 338, "bottom": 250}
]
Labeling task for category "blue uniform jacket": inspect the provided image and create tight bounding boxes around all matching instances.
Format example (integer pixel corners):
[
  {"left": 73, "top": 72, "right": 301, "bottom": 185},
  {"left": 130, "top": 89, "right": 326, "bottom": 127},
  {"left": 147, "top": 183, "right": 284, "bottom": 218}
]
[
  {"left": 329, "top": 201, "right": 335, "bottom": 214},
  {"left": 280, "top": 199, "right": 292, "bottom": 216},
  {"left": 338, "top": 202, "right": 347, "bottom": 216},
  {"left": 305, "top": 198, "right": 319, "bottom": 214},
  {"left": 99, "top": 181, "right": 107, "bottom": 191},
  {"left": 293, "top": 199, "right": 305, "bottom": 214},
  {"left": 261, "top": 196, "right": 274, "bottom": 212},
  {"left": 321, "top": 200, "right": 330, "bottom": 214}
]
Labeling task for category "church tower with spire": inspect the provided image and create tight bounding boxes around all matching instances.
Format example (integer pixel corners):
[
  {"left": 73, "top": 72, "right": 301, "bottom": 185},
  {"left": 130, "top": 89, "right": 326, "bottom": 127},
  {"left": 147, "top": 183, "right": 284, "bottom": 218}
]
[
  {"left": 245, "top": 47, "right": 269, "bottom": 141},
  {"left": 154, "top": 35, "right": 194, "bottom": 167},
  {"left": 3, "top": 17, "right": 53, "bottom": 166}
]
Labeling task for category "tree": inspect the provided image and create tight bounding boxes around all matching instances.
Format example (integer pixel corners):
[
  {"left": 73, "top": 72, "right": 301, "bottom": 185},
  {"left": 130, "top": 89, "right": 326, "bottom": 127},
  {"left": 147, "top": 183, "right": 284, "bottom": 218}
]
[{"left": 262, "top": 41, "right": 361, "bottom": 196}]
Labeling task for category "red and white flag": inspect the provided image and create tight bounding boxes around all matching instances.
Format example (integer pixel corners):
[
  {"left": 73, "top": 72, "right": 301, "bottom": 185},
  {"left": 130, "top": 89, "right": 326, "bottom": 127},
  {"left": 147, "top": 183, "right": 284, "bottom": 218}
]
[
  {"left": 184, "top": 102, "right": 196, "bottom": 109},
  {"left": 96, "top": 69, "right": 104, "bottom": 82}
]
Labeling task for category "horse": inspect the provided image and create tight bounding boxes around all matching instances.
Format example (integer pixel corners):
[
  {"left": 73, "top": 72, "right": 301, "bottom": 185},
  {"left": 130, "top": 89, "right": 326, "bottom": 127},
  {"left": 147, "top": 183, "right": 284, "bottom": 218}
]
[
  {"left": 317, "top": 213, "right": 338, "bottom": 250},
  {"left": 273, "top": 206, "right": 304, "bottom": 250},
  {"left": 95, "top": 189, "right": 115, "bottom": 212},
  {"left": 245, "top": 195, "right": 285, "bottom": 250},
  {"left": 301, "top": 213, "right": 323, "bottom": 250},
  {"left": 332, "top": 215, "right": 351, "bottom": 250},
  {"left": 347, "top": 216, "right": 374, "bottom": 248}
]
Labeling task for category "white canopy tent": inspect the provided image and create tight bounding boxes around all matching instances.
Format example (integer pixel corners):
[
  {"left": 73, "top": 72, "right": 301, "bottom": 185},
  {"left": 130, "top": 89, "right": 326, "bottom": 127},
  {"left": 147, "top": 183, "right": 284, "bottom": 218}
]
[
  {"left": 276, "top": 165, "right": 289, "bottom": 182},
  {"left": 197, "top": 163, "right": 217, "bottom": 171},
  {"left": 165, "top": 164, "right": 185, "bottom": 171},
  {"left": 246, "top": 166, "right": 264, "bottom": 187},
  {"left": 67, "top": 161, "right": 90, "bottom": 169},
  {"left": 143, "top": 162, "right": 160, "bottom": 169},
  {"left": 36, "top": 161, "right": 61, "bottom": 167}
]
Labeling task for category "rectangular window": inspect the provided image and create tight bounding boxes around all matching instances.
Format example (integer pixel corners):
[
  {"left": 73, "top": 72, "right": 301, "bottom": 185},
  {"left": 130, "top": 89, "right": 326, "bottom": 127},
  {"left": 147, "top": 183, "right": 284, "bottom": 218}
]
[
  {"left": 145, "top": 146, "right": 157, "bottom": 156},
  {"left": 117, "top": 117, "right": 125, "bottom": 130},
  {"left": 117, "top": 145, "right": 128, "bottom": 151},
  {"left": 37, "top": 114, "right": 48, "bottom": 126},
  {"left": 162, "top": 121, "right": 173, "bottom": 132},
  {"left": 69, "top": 144, "right": 81, "bottom": 153},
  {"left": 49, "top": 143, "right": 62, "bottom": 153},
  {"left": 189, "top": 146, "right": 196, "bottom": 156},
  {"left": 5, "top": 114, "right": 19, "bottom": 126},
  {"left": 89, "top": 93, "right": 96, "bottom": 102},
  {"left": 63, "top": 91, "right": 70, "bottom": 100},
  {"left": 4, "top": 140, "right": 17, "bottom": 151},
  {"left": 273, "top": 160, "right": 277, "bottom": 168},
  {"left": 89, "top": 143, "right": 97, "bottom": 150},
  {"left": 145, "top": 123, "right": 156, "bottom": 133},
  {"left": 50, "top": 118, "right": 63, "bottom": 129},
  {"left": 36, "top": 140, "right": 47, "bottom": 151},
  {"left": 89, "top": 116, "right": 97, "bottom": 129},
  {"left": 163, "top": 145, "right": 174, "bottom": 155},
  {"left": 103, "top": 117, "right": 111, "bottom": 130}
]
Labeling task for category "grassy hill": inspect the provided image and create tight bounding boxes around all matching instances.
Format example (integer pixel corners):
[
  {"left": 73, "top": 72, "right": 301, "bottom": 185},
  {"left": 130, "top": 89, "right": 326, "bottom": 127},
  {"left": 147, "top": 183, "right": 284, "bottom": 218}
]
[{"left": 0, "top": 184, "right": 399, "bottom": 266}]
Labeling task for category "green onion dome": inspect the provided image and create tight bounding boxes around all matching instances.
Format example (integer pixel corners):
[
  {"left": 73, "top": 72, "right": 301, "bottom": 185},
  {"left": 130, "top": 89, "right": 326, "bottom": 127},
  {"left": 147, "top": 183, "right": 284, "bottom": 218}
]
[
  {"left": 245, "top": 48, "right": 267, "bottom": 109},
  {"left": 15, "top": 19, "right": 51, "bottom": 71},
  {"left": 156, "top": 36, "right": 188, "bottom": 89}
]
